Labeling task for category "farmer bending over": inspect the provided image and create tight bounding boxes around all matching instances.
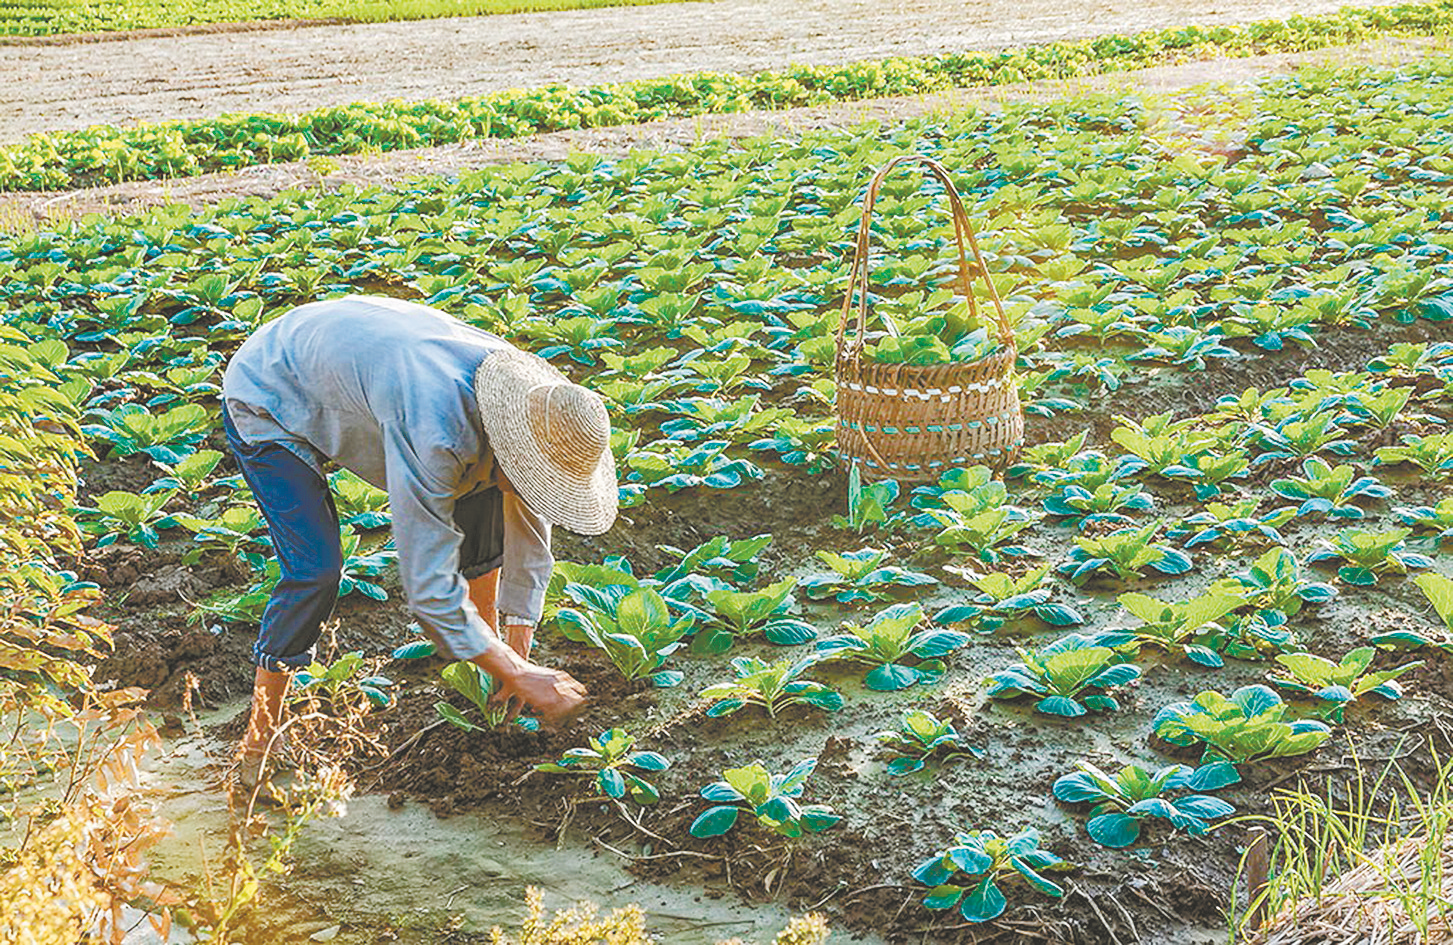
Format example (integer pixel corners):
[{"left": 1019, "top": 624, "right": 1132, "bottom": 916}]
[{"left": 221, "top": 295, "right": 608, "bottom": 790}]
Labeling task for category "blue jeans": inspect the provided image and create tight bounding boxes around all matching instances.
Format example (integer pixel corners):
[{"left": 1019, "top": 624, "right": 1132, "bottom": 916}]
[{"left": 222, "top": 405, "right": 341, "bottom": 671}]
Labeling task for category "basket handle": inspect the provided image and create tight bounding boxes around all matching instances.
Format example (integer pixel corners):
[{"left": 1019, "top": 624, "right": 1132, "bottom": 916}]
[{"left": 835, "top": 155, "right": 1013, "bottom": 361}]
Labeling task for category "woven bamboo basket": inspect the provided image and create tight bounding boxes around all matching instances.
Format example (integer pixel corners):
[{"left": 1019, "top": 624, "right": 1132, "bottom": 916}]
[{"left": 834, "top": 155, "right": 1024, "bottom": 483}]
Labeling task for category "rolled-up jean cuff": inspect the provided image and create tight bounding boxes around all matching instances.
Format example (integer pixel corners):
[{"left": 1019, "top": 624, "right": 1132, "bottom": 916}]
[{"left": 253, "top": 642, "right": 315, "bottom": 671}]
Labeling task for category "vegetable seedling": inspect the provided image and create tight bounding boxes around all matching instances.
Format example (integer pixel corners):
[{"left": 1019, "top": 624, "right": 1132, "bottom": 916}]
[
  {"left": 694, "top": 577, "right": 816, "bottom": 654},
  {"left": 700, "top": 655, "right": 842, "bottom": 718},
  {"left": 555, "top": 586, "right": 693, "bottom": 687},
  {"left": 912, "top": 827, "right": 1065, "bottom": 924},
  {"left": 1152, "top": 684, "right": 1331, "bottom": 763},
  {"left": 534, "top": 728, "right": 670, "bottom": 805},
  {"left": 435, "top": 660, "right": 538, "bottom": 732},
  {"left": 1053, "top": 760, "right": 1239, "bottom": 847},
  {"left": 1107, "top": 590, "right": 1242, "bottom": 667},
  {"left": 689, "top": 759, "right": 840, "bottom": 839},
  {"left": 1270, "top": 647, "right": 1422, "bottom": 721},
  {"left": 1057, "top": 523, "right": 1194, "bottom": 584},
  {"left": 932, "top": 564, "right": 1084, "bottom": 633},
  {"left": 815, "top": 603, "right": 969, "bottom": 690},
  {"left": 293, "top": 650, "right": 395, "bottom": 709},
  {"left": 1270, "top": 457, "right": 1392, "bottom": 520},
  {"left": 986, "top": 632, "right": 1142, "bottom": 717},
  {"left": 876, "top": 709, "right": 982, "bottom": 775},
  {"left": 1213, "top": 547, "right": 1337, "bottom": 618},
  {"left": 800, "top": 548, "right": 937, "bottom": 604},
  {"left": 1304, "top": 527, "right": 1434, "bottom": 586}
]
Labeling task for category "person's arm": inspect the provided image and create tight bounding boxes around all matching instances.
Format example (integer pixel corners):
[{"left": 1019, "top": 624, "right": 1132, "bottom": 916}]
[
  {"left": 497, "top": 492, "right": 553, "bottom": 620},
  {"left": 381, "top": 423, "right": 586, "bottom": 721},
  {"left": 380, "top": 422, "right": 498, "bottom": 661}
]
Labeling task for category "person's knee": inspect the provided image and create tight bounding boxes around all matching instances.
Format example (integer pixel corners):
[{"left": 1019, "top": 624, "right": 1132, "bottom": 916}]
[{"left": 295, "top": 556, "right": 343, "bottom": 599}]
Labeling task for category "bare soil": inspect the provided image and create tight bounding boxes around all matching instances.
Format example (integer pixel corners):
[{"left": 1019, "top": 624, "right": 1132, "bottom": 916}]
[
  {"left": 3, "top": 36, "right": 1438, "bottom": 227},
  {"left": 90, "top": 313, "right": 1453, "bottom": 944},
  {"left": 0, "top": 0, "right": 1428, "bottom": 142}
]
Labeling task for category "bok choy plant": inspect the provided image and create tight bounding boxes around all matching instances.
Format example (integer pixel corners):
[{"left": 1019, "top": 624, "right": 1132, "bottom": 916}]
[
  {"left": 1270, "top": 647, "right": 1421, "bottom": 721},
  {"left": 534, "top": 728, "right": 670, "bottom": 805},
  {"left": 1212, "top": 547, "right": 1337, "bottom": 618},
  {"left": 932, "top": 565, "right": 1084, "bottom": 633},
  {"left": 1057, "top": 523, "right": 1194, "bottom": 584},
  {"left": 1152, "top": 685, "right": 1331, "bottom": 763},
  {"left": 555, "top": 586, "right": 694, "bottom": 687},
  {"left": 1105, "top": 590, "right": 1242, "bottom": 667},
  {"left": 689, "top": 759, "right": 840, "bottom": 839},
  {"left": 1053, "top": 760, "right": 1239, "bottom": 847},
  {"left": 815, "top": 603, "right": 969, "bottom": 690},
  {"left": 694, "top": 578, "right": 816, "bottom": 654},
  {"left": 699, "top": 656, "right": 842, "bottom": 718},
  {"left": 435, "top": 660, "right": 538, "bottom": 732},
  {"left": 1269, "top": 457, "right": 1392, "bottom": 519},
  {"left": 876, "top": 709, "right": 981, "bottom": 775},
  {"left": 912, "top": 827, "right": 1065, "bottom": 924},
  {"left": 1304, "top": 527, "right": 1434, "bottom": 585},
  {"left": 800, "top": 548, "right": 937, "bottom": 604},
  {"left": 986, "top": 632, "right": 1142, "bottom": 717}
]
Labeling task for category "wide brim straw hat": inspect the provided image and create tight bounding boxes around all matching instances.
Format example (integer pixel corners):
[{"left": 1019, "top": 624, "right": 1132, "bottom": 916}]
[{"left": 473, "top": 348, "right": 618, "bottom": 536}]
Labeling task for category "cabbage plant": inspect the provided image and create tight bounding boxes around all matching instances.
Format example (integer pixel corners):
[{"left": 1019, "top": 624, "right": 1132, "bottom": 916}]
[
  {"left": 700, "top": 656, "right": 841, "bottom": 719},
  {"left": 815, "top": 603, "right": 968, "bottom": 690},
  {"left": 985, "top": 632, "right": 1142, "bottom": 717},
  {"left": 1270, "top": 647, "right": 1421, "bottom": 721},
  {"left": 1304, "top": 527, "right": 1434, "bottom": 585},
  {"left": 1053, "top": 760, "right": 1239, "bottom": 847},
  {"left": 689, "top": 759, "right": 840, "bottom": 839},
  {"left": 912, "top": 827, "right": 1065, "bottom": 924},
  {"left": 534, "top": 728, "right": 670, "bottom": 805},
  {"left": 1152, "top": 685, "right": 1331, "bottom": 763},
  {"left": 876, "top": 709, "right": 981, "bottom": 775},
  {"left": 555, "top": 586, "right": 694, "bottom": 687}
]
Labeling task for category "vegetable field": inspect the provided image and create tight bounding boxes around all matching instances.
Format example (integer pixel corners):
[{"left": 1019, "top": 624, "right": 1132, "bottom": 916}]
[
  {"left": 0, "top": 0, "right": 690, "bottom": 37},
  {"left": 4, "top": 20, "right": 1453, "bottom": 945}
]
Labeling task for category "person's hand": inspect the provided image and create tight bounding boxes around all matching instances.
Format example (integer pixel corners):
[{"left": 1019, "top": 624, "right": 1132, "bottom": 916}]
[{"left": 472, "top": 644, "right": 586, "bottom": 724}]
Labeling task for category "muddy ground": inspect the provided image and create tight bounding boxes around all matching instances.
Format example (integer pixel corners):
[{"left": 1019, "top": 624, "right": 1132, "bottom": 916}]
[
  {"left": 0, "top": 0, "right": 1427, "bottom": 141},
  {"left": 2, "top": 36, "right": 1440, "bottom": 228},
  {"left": 83, "top": 309, "right": 1453, "bottom": 944}
]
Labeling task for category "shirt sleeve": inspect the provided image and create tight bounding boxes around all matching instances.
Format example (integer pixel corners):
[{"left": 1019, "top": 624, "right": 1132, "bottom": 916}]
[
  {"left": 498, "top": 491, "right": 553, "bottom": 625},
  {"left": 380, "top": 421, "right": 499, "bottom": 661}
]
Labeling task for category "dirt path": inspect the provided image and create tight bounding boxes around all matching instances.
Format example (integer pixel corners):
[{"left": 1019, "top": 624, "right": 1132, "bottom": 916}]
[
  {"left": 3, "top": 37, "right": 1435, "bottom": 226},
  {"left": 0, "top": 0, "right": 1428, "bottom": 142}
]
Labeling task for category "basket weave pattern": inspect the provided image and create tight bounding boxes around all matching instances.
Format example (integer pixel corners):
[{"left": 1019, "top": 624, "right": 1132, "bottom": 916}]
[{"left": 834, "top": 156, "right": 1024, "bottom": 482}]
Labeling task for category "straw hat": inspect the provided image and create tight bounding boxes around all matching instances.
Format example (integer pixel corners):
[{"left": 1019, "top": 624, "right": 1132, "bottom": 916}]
[{"left": 473, "top": 348, "right": 618, "bottom": 536}]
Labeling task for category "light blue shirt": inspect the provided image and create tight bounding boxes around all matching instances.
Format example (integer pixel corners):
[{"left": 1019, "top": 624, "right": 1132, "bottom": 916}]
[{"left": 222, "top": 295, "right": 553, "bottom": 661}]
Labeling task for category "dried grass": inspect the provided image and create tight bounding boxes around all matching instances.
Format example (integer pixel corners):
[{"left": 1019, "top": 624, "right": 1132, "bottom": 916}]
[{"left": 1254, "top": 830, "right": 1452, "bottom": 945}]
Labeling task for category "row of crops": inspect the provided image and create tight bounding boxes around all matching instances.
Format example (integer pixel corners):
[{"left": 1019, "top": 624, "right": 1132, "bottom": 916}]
[
  {"left": 5, "top": 0, "right": 1453, "bottom": 191},
  {"left": 0, "top": 0, "right": 684, "bottom": 37},
  {"left": 3, "top": 48, "right": 1452, "bottom": 939}
]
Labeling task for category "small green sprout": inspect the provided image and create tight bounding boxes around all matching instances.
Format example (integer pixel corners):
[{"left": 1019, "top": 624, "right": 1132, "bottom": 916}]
[
  {"left": 876, "top": 710, "right": 981, "bottom": 775},
  {"left": 1053, "top": 760, "right": 1239, "bottom": 847},
  {"left": 689, "top": 759, "right": 840, "bottom": 839},
  {"left": 534, "top": 729, "right": 670, "bottom": 805},
  {"left": 700, "top": 656, "right": 842, "bottom": 719},
  {"left": 912, "top": 827, "right": 1065, "bottom": 924}
]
